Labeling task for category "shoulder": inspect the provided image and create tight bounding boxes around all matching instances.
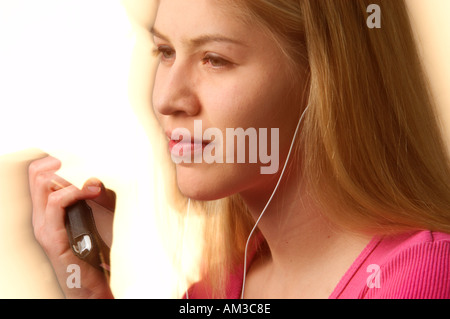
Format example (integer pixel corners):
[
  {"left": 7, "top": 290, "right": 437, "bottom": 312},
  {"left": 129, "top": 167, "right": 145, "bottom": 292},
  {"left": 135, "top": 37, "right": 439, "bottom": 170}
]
[{"left": 364, "top": 230, "right": 450, "bottom": 299}]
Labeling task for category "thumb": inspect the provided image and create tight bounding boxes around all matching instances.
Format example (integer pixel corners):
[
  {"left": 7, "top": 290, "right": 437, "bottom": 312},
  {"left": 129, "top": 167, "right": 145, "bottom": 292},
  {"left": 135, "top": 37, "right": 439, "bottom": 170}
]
[
  {"left": 83, "top": 178, "right": 103, "bottom": 195},
  {"left": 83, "top": 178, "right": 116, "bottom": 212}
]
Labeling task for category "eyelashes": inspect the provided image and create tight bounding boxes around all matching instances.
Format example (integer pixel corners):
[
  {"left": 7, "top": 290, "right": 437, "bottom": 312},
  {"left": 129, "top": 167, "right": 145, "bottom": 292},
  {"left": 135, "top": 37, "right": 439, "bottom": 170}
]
[
  {"left": 201, "top": 53, "right": 231, "bottom": 68},
  {"left": 154, "top": 45, "right": 175, "bottom": 60},
  {"left": 153, "top": 45, "right": 233, "bottom": 69}
]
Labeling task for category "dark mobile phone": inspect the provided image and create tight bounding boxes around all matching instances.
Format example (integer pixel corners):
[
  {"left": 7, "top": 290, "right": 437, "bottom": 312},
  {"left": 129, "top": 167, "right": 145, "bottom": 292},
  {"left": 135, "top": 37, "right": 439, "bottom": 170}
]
[{"left": 65, "top": 200, "right": 111, "bottom": 275}]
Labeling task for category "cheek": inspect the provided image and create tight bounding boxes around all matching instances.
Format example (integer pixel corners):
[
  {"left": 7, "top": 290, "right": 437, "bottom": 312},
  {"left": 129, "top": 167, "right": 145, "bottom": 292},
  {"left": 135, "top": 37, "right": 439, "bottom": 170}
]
[
  {"left": 201, "top": 75, "right": 295, "bottom": 135},
  {"left": 151, "top": 70, "right": 162, "bottom": 114}
]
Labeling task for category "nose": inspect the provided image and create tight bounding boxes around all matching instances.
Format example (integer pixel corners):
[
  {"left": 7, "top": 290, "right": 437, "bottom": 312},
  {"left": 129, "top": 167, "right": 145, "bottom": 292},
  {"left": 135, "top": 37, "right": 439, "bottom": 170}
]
[{"left": 152, "top": 60, "right": 201, "bottom": 117}]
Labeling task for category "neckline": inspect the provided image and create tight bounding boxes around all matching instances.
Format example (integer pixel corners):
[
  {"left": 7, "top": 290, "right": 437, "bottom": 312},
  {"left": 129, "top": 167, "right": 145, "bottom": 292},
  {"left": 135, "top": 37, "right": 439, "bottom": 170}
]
[
  {"left": 327, "top": 235, "right": 382, "bottom": 299},
  {"left": 236, "top": 234, "right": 382, "bottom": 299}
]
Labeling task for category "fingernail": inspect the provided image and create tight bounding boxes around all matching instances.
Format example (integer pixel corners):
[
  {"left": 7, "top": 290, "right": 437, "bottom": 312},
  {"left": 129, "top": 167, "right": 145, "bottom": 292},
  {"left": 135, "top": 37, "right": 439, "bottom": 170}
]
[{"left": 87, "top": 186, "right": 101, "bottom": 193}]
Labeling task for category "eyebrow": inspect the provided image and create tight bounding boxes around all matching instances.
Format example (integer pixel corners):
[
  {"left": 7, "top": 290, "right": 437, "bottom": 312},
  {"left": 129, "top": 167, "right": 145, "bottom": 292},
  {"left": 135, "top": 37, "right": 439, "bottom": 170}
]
[{"left": 150, "top": 26, "right": 248, "bottom": 48}]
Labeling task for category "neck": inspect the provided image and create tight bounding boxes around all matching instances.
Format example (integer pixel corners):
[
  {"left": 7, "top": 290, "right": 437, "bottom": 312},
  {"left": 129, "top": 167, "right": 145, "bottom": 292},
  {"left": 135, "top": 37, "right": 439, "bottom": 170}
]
[{"left": 239, "top": 163, "right": 369, "bottom": 276}]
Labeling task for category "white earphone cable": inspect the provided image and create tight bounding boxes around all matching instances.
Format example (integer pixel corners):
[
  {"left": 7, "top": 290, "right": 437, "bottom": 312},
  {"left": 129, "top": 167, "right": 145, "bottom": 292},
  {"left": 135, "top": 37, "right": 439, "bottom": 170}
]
[{"left": 240, "top": 104, "right": 310, "bottom": 299}]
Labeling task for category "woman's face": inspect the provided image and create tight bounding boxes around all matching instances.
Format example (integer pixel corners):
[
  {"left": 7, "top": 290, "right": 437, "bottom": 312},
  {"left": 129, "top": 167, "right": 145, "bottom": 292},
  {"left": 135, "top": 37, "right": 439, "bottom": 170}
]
[{"left": 152, "top": 0, "right": 306, "bottom": 201}]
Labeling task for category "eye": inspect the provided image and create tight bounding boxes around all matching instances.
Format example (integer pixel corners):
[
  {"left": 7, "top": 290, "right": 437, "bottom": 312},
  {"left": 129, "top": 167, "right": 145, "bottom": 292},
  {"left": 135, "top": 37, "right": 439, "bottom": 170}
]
[
  {"left": 202, "top": 53, "right": 231, "bottom": 68},
  {"left": 155, "top": 45, "right": 176, "bottom": 62}
]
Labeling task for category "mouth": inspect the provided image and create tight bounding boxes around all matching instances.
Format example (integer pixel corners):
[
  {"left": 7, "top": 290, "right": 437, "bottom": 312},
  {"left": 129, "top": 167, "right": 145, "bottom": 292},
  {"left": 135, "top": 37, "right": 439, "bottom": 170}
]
[
  {"left": 168, "top": 139, "right": 211, "bottom": 154},
  {"left": 166, "top": 130, "right": 213, "bottom": 156}
]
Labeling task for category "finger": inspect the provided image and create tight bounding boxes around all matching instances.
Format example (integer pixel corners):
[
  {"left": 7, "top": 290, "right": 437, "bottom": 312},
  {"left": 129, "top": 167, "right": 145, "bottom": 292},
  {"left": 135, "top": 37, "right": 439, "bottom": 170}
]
[
  {"left": 28, "top": 156, "right": 62, "bottom": 190},
  {"left": 44, "top": 183, "right": 102, "bottom": 233},
  {"left": 83, "top": 178, "right": 116, "bottom": 212},
  {"left": 28, "top": 156, "right": 61, "bottom": 175},
  {"left": 49, "top": 175, "right": 72, "bottom": 192},
  {"left": 29, "top": 156, "right": 65, "bottom": 213},
  {"left": 31, "top": 172, "right": 71, "bottom": 230}
]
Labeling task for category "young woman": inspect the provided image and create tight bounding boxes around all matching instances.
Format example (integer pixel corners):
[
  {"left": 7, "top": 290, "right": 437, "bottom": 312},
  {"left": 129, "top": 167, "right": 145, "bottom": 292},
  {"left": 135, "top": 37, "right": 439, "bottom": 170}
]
[{"left": 29, "top": 0, "right": 450, "bottom": 299}]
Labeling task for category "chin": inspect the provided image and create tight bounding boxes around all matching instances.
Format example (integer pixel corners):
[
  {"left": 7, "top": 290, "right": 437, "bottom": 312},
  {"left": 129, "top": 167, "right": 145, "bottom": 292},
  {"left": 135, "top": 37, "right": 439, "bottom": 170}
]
[
  {"left": 176, "top": 181, "right": 229, "bottom": 201},
  {"left": 175, "top": 166, "right": 237, "bottom": 201}
]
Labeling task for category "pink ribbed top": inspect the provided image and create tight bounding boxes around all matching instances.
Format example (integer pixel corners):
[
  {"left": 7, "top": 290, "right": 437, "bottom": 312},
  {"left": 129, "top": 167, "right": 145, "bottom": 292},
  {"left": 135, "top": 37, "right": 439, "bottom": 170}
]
[{"left": 188, "top": 230, "right": 450, "bottom": 299}]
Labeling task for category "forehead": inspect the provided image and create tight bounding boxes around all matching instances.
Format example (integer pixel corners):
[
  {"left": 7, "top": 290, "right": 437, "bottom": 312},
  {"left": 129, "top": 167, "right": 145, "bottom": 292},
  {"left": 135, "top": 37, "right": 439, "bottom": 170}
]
[{"left": 154, "top": 0, "right": 248, "bottom": 39}]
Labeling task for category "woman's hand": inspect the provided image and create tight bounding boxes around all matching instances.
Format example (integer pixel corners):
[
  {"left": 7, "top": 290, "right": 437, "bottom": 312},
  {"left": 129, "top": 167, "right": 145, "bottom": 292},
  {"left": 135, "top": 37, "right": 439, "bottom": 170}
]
[{"left": 28, "top": 156, "right": 114, "bottom": 299}]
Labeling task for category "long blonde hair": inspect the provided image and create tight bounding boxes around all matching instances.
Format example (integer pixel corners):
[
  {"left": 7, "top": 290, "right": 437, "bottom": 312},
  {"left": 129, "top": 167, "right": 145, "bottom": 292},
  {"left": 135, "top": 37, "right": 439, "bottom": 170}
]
[{"left": 153, "top": 0, "right": 450, "bottom": 298}]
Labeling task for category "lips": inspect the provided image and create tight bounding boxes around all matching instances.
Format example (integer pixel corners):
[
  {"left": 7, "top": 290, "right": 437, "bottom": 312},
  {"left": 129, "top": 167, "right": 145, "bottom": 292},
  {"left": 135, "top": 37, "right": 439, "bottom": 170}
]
[
  {"left": 166, "top": 130, "right": 212, "bottom": 157},
  {"left": 168, "top": 138, "right": 209, "bottom": 154}
]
